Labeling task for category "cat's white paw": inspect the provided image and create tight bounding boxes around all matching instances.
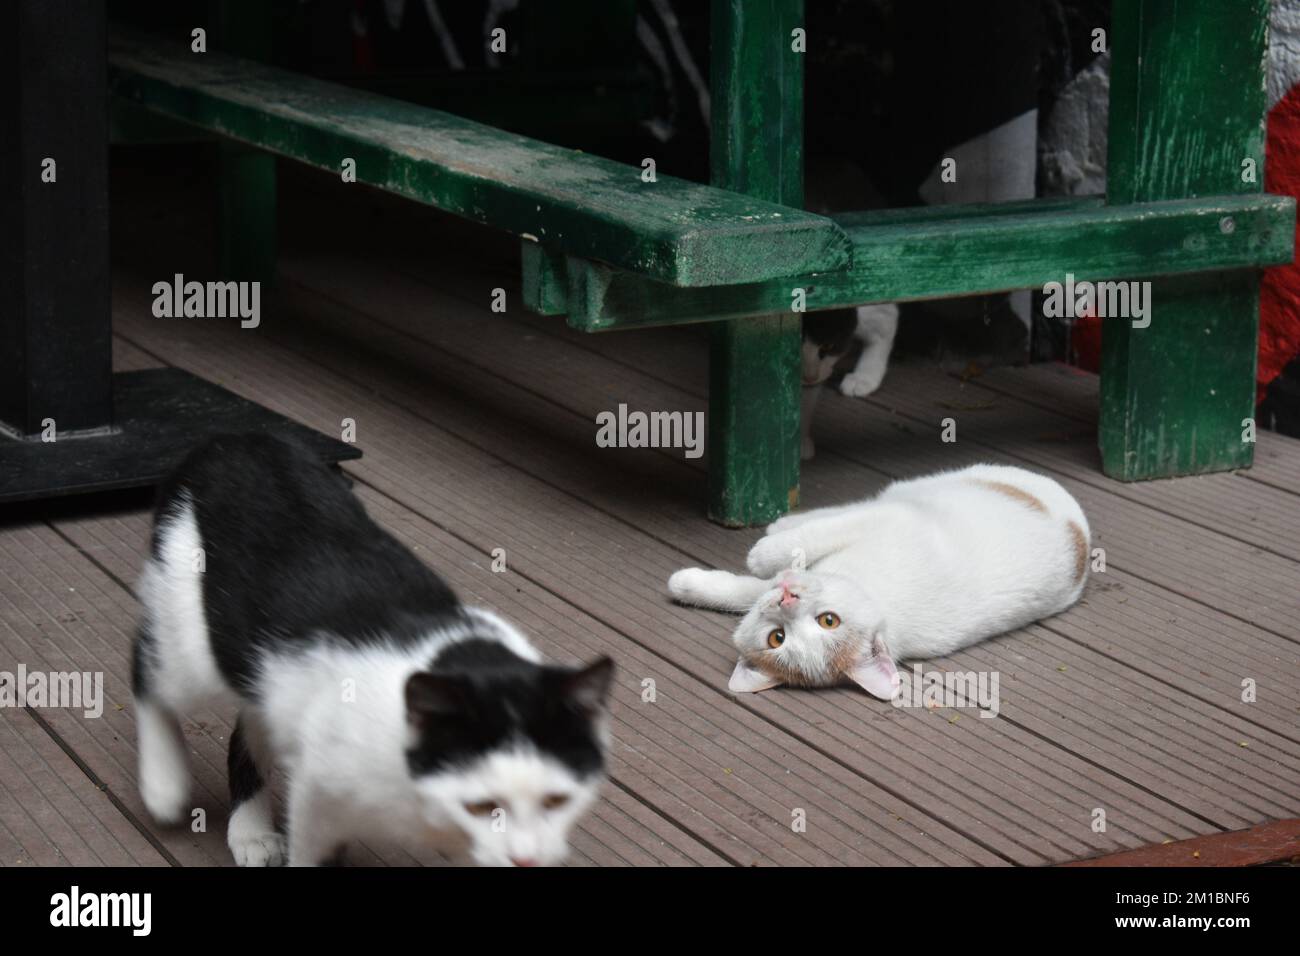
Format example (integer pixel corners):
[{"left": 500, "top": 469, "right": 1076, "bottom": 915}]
[
  {"left": 139, "top": 774, "right": 190, "bottom": 826},
  {"left": 227, "top": 799, "right": 287, "bottom": 866},
  {"left": 747, "top": 535, "right": 799, "bottom": 577},
  {"left": 229, "top": 831, "right": 288, "bottom": 867},
  {"left": 840, "top": 370, "right": 884, "bottom": 399},
  {"left": 668, "top": 568, "right": 710, "bottom": 603},
  {"left": 801, "top": 434, "right": 816, "bottom": 460}
]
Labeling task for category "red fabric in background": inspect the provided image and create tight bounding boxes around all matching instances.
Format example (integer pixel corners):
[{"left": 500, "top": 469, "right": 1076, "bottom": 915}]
[
  {"left": 1260, "top": 85, "right": 1300, "bottom": 402},
  {"left": 1070, "top": 86, "right": 1300, "bottom": 387}
]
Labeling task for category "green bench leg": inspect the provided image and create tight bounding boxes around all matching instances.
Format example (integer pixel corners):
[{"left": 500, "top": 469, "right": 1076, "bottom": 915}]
[
  {"left": 707, "top": 0, "right": 803, "bottom": 526},
  {"left": 1099, "top": 0, "right": 1270, "bottom": 480},
  {"left": 214, "top": 0, "right": 275, "bottom": 285}
]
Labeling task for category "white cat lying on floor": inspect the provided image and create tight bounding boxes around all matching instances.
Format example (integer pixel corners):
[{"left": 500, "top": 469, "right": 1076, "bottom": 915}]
[{"left": 668, "top": 465, "right": 1089, "bottom": 698}]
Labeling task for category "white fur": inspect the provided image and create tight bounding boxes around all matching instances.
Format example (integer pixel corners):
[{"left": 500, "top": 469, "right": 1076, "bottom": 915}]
[
  {"left": 227, "top": 796, "right": 287, "bottom": 866},
  {"left": 839, "top": 303, "right": 899, "bottom": 398},
  {"left": 135, "top": 500, "right": 233, "bottom": 714},
  {"left": 135, "top": 698, "right": 191, "bottom": 825},
  {"left": 801, "top": 303, "right": 899, "bottom": 460},
  {"left": 669, "top": 464, "right": 1089, "bottom": 697},
  {"left": 135, "top": 502, "right": 596, "bottom": 866}
]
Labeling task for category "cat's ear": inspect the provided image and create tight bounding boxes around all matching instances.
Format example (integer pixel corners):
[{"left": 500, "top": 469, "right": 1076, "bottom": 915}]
[
  {"left": 845, "top": 633, "right": 900, "bottom": 700},
  {"left": 729, "top": 658, "right": 782, "bottom": 693},
  {"left": 405, "top": 672, "right": 469, "bottom": 722},
  {"left": 561, "top": 657, "right": 615, "bottom": 716}
]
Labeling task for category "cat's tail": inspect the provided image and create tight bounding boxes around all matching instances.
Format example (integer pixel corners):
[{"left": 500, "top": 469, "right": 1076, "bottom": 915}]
[{"left": 668, "top": 568, "right": 771, "bottom": 614}]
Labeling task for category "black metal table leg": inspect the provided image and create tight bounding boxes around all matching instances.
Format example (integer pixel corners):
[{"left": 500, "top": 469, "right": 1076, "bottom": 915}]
[{"left": 0, "top": 0, "right": 357, "bottom": 504}]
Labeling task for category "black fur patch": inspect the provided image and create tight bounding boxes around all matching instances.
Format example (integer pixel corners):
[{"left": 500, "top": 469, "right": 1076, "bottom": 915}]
[
  {"left": 803, "top": 309, "right": 859, "bottom": 356},
  {"left": 227, "top": 716, "right": 264, "bottom": 808},
  {"left": 131, "top": 622, "right": 154, "bottom": 698},
  {"left": 146, "top": 433, "right": 463, "bottom": 696},
  {"left": 405, "top": 639, "right": 610, "bottom": 780}
]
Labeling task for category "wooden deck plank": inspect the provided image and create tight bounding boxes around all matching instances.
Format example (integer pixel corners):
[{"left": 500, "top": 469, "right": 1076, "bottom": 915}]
[
  {"left": 62, "top": 486, "right": 949, "bottom": 869},
  {"left": 109, "top": 331, "right": 999, "bottom": 866},
  {"left": 109, "top": 293, "right": 1097, "bottom": 868},
  {"left": 492, "top": 286, "right": 1300, "bottom": 696},
  {"left": 0, "top": 707, "right": 167, "bottom": 866},
  {"left": 968, "top": 361, "right": 1300, "bottom": 496},
  {"left": 0, "top": 520, "right": 229, "bottom": 865},
  {"left": 245, "top": 257, "right": 1300, "bottom": 832},
  {"left": 444, "top": 250, "right": 1300, "bottom": 568},
  {"left": 106, "top": 277, "right": 1254, "bottom": 863},
  {"left": 89, "top": 171, "right": 1298, "bottom": 863},
  {"left": 86, "top": 338, "right": 956, "bottom": 868},
  {"left": 106, "top": 329, "right": 1118, "bottom": 868},
  {"left": 1064, "top": 817, "right": 1300, "bottom": 867}
]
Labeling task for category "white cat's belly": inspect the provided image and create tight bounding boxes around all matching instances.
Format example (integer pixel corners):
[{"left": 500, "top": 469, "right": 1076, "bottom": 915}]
[{"left": 815, "top": 479, "right": 1085, "bottom": 660}]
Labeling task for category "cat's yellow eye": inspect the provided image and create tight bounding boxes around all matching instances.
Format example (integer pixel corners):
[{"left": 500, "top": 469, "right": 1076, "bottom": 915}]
[
  {"left": 542, "top": 794, "right": 570, "bottom": 811},
  {"left": 465, "top": 800, "right": 498, "bottom": 817},
  {"left": 767, "top": 628, "right": 785, "bottom": 649},
  {"left": 818, "top": 612, "right": 841, "bottom": 630}
]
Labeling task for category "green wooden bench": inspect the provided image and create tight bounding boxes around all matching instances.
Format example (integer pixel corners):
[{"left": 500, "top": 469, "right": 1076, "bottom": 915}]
[{"left": 108, "top": 0, "right": 1295, "bottom": 527}]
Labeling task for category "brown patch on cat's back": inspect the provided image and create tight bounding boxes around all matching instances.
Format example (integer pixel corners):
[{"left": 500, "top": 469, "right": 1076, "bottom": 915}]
[
  {"left": 973, "top": 480, "right": 1048, "bottom": 514},
  {"left": 1067, "top": 521, "right": 1088, "bottom": 581}
]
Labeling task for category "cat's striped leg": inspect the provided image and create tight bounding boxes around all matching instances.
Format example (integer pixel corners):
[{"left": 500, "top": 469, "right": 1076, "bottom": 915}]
[
  {"left": 226, "top": 710, "right": 286, "bottom": 866},
  {"left": 668, "top": 568, "right": 772, "bottom": 612}
]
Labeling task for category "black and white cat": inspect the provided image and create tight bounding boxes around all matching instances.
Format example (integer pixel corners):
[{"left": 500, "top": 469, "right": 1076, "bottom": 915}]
[
  {"left": 133, "top": 434, "right": 613, "bottom": 867},
  {"left": 800, "top": 303, "right": 900, "bottom": 459}
]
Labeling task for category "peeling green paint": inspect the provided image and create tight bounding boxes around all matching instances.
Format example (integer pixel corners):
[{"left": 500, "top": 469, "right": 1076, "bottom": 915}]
[
  {"left": 108, "top": 27, "right": 849, "bottom": 288},
  {"left": 530, "top": 194, "right": 1293, "bottom": 330},
  {"left": 1100, "top": 0, "right": 1277, "bottom": 480},
  {"left": 706, "top": 0, "right": 804, "bottom": 526}
]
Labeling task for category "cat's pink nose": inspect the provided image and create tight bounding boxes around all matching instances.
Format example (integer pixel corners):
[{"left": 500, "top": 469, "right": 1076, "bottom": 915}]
[
  {"left": 510, "top": 857, "right": 539, "bottom": 868},
  {"left": 780, "top": 585, "right": 799, "bottom": 607}
]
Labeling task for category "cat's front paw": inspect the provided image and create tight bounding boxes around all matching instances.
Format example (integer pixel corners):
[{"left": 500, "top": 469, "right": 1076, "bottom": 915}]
[
  {"left": 139, "top": 774, "right": 190, "bottom": 827},
  {"left": 667, "top": 568, "right": 712, "bottom": 604},
  {"left": 229, "top": 831, "right": 288, "bottom": 867},
  {"left": 840, "top": 370, "right": 884, "bottom": 398},
  {"left": 801, "top": 434, "right": 816, "bottom": 460},
  {"left": 746, "top": 535, "right": 800, "bottom": 577}
]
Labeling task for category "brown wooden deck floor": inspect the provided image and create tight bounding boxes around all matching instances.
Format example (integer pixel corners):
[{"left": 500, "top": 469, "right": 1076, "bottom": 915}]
[{"left": 1, "top": 164, "right": 1297, "bottom": 866}]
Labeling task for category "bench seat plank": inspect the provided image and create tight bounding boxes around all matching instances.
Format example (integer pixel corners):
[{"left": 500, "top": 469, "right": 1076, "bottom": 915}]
[
  {"left": 528, "top": 193, "right": 1296, "bottom": 330},
  {"left": 107, "top": 29, "right": 850, "bottom": 288}
]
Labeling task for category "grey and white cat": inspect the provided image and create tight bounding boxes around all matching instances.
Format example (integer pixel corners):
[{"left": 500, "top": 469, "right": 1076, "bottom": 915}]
[
  {"left": 668, "top": 464, "right": 1089, "bottom": 698},
  {"left": 800, "top": 302, "right": 900, "bottom": 459}
]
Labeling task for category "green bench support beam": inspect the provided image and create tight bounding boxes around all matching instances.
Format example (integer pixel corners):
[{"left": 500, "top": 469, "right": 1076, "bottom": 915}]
[
  {"left": 1101, "top": 0, "right": 1272, "bottom": 481},
  {"left": 705, "top": 0, "right": 805, "bottom": 526},
  {"left": 108, "top": 27, "right": 850, "bottom": 288},
  {"left": 212, "top": 1, "right": 276, "bottom": 286},
  {"left": 523, "top": 193, "right": 1295, "bottom": 330}
]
